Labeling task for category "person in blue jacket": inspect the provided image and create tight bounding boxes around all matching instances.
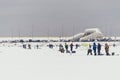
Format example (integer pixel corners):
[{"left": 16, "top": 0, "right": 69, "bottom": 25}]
[{"left": 93, "top": 42, "right": 97, "bottom": 55}]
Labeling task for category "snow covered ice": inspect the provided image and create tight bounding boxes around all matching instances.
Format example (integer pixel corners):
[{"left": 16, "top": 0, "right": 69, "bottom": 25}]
[{"left": 0, "top": 42, "right": 120, "bottom": 80}]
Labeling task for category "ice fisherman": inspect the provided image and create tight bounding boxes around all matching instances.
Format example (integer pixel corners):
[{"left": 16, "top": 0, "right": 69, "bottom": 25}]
[
  {"left": 65, "top": 43, "right": 68, "bottom": 53},
  {"left": 75, "top": 44, "right": 79, "bottom": 49},
  {"left": 28, "top": 44, "right": 31, "bottom": 49},
  {"left": 93, "top": 42, "right": 97, "bottom": 55},
  {"left": 97, "top": 43, "right": 102, "bottom": 55},
  {"left": 70, "top": 43, "right": 74, "bottom": 52},
  {"left": 105, "top": 43, "right": 109, "bottom": 55},
  {"left": 87, "top": 44, "right": 92, "bottom": 55},
  {"left": 59, "top": 44, "right": 64, "bottom": 53}
]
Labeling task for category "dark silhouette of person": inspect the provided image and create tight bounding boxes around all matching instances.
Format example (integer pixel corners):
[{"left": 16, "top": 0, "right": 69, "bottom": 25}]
[
  {"left": 36, "top": 44, "right": 39, "bottom": 49},
  {"left": 65, "top": 43, "right": 68, "bottom": 53},
  {"left": 75, "top": 44, "right": 79, "bottom": 49},
  {"left": 28, "top": 44, "right": 31, "bottom": 49},
  {"left": 87, "top": 44, "right": 92, "bottom": 55},
  {"left": 59, "top": 44, "right": 64, "bottom": 53},
  {"left": 93, "top": 42, "right": 97, "bottom": 55},
  {"left": 70, "top": 43, "right": 74, "bottom": 52},
  {"left": 97, "top": 43, "right": 101, "bottom": 55},
  {"left": 23, "top": 44, "right": 26, "bottom": 49}
]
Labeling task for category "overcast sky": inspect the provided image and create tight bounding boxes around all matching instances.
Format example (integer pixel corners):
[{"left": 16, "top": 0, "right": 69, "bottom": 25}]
[{"left": 0, "top": 0, "right": 120, "bottom": 37}]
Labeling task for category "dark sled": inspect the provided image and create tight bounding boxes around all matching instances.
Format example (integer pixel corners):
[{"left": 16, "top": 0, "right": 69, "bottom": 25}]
[{"left": 72, "top": 51, "right": 76, "bottom": 53}]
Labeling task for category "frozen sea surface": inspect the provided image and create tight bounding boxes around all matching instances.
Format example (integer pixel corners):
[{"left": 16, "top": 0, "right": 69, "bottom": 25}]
[{"left": 0, "top": 42, "right": 120, "bottom": 80}]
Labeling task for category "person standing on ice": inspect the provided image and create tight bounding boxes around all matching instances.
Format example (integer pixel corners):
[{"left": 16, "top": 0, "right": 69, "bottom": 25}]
[
  {"left": 70, "top": 42, "right": 74, "bottom": 52},
  {"left": 93, "top": 42, "right": 97, "bottom": 55},
  {"left": 28, "top": 44, "right": 31, "bottom": 49},
  {"left": 75, "top": 44, "right": 79, "bottom": 49},
  {"left": 36, "top": 44, "right": 39, "bottom": 49},
  {"left": 59, "top": 44, "right": 64, "bottom": 53},
  {"left": 87, "top": 44, "right": 92, "bottom": 55},
  {"left": 65, "top": 43, "right": 68, "bottom": 53},
  {"left": 105, "top": 43, "right": 109, "bottom": 55},
  {"left": 23, "top": 44, "right": 26, "bottom": 49},
  {"left": 97, "top": 43, "right": 101, "bottom": 55}
]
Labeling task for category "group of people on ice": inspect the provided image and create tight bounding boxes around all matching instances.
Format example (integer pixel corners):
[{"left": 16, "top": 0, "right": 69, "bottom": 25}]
[
  {"left": 22, "top": 44, "right": 40, "bottom": 49},
  {"left": 87, "top": 42, "right": 110, "bottom": 56},
  {"left": 59, "top": 43, "right": 77, "bottom": 53},
  {"left": 21, "top": 41, "right": 114, "bottom": 56},
  {"left": 59, "top": 41, "right": 112, "bottom": 56}
]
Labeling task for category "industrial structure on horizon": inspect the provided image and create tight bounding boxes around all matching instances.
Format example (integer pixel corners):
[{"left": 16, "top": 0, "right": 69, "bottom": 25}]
[
  {"left": 0, "top": 28, "right": 107, "bottom": 42},
  {"left": 67, "top": 28, "right": 104, "bottom": 41}
]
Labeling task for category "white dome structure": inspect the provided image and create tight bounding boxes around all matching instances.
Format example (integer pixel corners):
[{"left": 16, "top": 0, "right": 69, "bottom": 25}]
[{"left": 68, "top": 28, "right": 104, "bottom": 41}]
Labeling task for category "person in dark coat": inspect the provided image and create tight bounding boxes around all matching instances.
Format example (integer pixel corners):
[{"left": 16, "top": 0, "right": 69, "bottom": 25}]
[
  {"left": 93, "top": 42, "right": 97, "bottom": 55},
  {"left": 97, "top": 43, "right": 101, "bottom": 55},
  {"left": 70, "top": 43, "right": 74, "bottom": 52},
  {"left": 87, "top": 44, "right": 92, "bottom": 55},
  {"left": 28, "top": 44, "right": 31, "bottom": 49},
  {"left": 23, "top": 44, "right": 26, "bottom": 49},
  {"left": 59, "top": 44, "right": 64, "bottom": 53},
  {"left": 75, "top": 44, "right": 79, "bottom": 49},
  {"left": 113, "top": 43, "right": 116, "bottom": 47},
  {"left": 36, "top": 44, "right": 39, "bottom": 49}
]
